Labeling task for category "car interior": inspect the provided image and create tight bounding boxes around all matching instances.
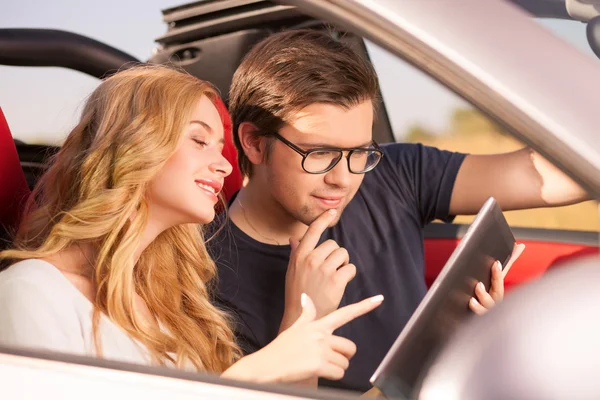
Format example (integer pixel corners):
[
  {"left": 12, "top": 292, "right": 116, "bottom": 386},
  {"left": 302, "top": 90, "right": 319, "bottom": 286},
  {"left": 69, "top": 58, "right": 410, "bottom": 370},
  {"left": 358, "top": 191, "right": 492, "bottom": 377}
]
[
  {"left": 1, "top": 0, "right": 597, "bottom": 282},
  {"left": 1, "top": 0, "right": 599, "bottom": 397},
  {"left": 0, "top": 108, "right": 30, "bottom": 252}
]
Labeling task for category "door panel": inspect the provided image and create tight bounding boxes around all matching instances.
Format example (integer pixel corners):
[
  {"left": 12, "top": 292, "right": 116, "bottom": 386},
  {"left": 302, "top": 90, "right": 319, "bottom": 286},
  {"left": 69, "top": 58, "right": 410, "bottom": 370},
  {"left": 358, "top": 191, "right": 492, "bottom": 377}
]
[{"left": 424, "top": 223, "right": 599, "bottom": 290}]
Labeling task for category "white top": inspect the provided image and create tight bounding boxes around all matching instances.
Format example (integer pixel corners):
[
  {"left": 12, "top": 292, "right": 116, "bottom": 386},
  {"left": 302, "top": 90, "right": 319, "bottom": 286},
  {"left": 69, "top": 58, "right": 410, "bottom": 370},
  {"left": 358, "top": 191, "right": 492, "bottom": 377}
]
[{"left": 0, "top": 259, "right": 153, "bottom": 366}]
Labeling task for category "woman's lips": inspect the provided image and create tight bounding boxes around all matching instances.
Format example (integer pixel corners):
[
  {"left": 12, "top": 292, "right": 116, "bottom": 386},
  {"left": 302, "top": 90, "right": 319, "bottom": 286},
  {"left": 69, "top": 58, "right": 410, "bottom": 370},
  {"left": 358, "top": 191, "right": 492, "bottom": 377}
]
[{"left": 195, "top": 181, "right": 219, "bottom": 202}]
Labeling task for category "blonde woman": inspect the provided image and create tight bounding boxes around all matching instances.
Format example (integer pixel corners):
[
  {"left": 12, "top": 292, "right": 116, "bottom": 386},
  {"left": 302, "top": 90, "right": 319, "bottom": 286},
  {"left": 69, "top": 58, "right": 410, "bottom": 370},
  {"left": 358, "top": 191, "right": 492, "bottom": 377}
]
[{"left": 0, "top": 65, "right": 382, "bottom": 383}]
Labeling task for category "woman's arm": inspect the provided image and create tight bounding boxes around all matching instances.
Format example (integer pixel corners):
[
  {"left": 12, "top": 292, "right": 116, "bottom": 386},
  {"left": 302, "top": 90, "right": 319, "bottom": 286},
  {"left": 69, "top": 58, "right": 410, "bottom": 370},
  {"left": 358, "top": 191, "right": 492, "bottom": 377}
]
[{"left": 222, "top": 294, "right": 383, "bottom": 384}]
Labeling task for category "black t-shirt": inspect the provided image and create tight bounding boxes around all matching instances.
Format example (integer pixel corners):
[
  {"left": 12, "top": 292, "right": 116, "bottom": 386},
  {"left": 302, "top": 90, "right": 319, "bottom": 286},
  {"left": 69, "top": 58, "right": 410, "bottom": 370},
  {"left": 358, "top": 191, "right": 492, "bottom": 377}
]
[{"left": 208, "top": 143, "right": 466, "bottom": 392}]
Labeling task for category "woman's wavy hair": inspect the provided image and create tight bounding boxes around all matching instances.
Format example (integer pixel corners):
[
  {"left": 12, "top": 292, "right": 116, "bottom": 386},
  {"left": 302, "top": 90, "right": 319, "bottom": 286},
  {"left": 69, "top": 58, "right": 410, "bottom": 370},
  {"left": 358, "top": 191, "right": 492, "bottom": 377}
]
[{"left": 0, "top": 64, "right": 240, "bottom": 372}]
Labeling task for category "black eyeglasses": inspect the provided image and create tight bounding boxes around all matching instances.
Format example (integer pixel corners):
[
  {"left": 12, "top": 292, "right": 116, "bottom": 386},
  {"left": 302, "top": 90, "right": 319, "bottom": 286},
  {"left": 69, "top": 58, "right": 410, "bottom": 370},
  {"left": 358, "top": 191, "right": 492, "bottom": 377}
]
[{"left": 270, "top": 132, "right": 384, "bottom": 174}]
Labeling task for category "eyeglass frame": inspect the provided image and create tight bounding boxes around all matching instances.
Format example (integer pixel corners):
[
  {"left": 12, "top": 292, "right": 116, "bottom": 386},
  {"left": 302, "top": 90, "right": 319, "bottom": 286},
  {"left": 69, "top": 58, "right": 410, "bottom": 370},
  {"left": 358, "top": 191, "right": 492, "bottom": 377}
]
[{"left": 269, "top": 132, "right": 384, "bottom": 174}]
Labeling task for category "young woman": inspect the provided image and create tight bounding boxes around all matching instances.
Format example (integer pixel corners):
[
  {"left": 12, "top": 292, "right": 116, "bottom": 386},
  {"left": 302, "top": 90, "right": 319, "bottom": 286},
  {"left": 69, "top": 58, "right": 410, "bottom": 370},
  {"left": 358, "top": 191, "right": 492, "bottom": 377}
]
[{"left": 0, "top": 65, "right": 382, "bottom": 383}]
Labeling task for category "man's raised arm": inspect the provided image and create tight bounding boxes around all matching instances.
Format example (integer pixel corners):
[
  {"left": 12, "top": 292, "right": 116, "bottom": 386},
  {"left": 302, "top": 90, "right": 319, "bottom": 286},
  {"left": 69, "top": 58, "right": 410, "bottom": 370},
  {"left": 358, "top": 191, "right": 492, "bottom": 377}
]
[{"left": 449, "top": 147, "right": 590, "bottom": 216}]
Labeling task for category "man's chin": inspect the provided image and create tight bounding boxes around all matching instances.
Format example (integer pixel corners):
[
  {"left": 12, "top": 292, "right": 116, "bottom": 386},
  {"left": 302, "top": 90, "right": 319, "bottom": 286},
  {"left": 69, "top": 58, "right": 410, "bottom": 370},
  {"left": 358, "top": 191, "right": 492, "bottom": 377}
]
[
  {"left": 328, "top": 215, "right": 342, "bottom": 227},
  {"left": 300, "top": 208, "right": 344, "bottom": 227}
]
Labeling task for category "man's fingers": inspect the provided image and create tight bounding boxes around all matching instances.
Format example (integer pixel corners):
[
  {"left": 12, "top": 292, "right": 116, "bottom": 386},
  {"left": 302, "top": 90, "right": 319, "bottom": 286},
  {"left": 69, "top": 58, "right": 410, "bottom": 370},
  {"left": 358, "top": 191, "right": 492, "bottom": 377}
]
[
  {"left": 474, "top": 281, "right": 496, "bottom": 309},
  {"left": 503, "top": 243, "right": 526, "bottom": 278},
  {"left": 289, "top": 237, "right": 300, "bottom": 252},
  {"left": 296, "top": 209, "right": 337, "bottom": 255},
  {"left": 318, "top": 295, "right": 383, "bottom": 332},
  {"left": 335, "top": 263, "right": 357, "bottom": 285},
  {"left": 306, "top": 240, "right": 341, "bottom": 269},
  {"left": 469, "top": 297, "right": 487, "bottom": 315},
  {"left": 328, "top": 335, "right": 357, "bottom": 359},
  {"left": 489, "top": 261, "right": 504, "bottom": 301},
  {"left": 320, "top": 247, "right": 350, "bottom": 274}
]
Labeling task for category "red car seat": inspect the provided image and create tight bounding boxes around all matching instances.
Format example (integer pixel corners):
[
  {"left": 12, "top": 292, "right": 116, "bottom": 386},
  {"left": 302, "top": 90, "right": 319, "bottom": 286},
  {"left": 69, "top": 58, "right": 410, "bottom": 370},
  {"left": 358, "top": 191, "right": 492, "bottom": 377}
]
[
  {"left": 212, "top": 97, "right": 243, "bottom": 201},
  {"left": 0, "top": 108, "right": 31, "bottom": 248}
]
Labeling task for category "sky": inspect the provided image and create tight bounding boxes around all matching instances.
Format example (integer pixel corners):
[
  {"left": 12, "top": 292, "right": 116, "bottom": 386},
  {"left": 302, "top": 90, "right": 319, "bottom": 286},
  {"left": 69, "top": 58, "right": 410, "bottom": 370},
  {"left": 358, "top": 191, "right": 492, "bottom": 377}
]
[{"left": 0, "top": 0, "right": 596, "bottom": 145}]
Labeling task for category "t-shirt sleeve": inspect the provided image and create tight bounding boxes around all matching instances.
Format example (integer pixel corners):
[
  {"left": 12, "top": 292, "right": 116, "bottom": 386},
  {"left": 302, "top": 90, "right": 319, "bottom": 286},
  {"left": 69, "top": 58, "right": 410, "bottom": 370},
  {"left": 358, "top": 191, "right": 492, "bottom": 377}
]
[
  {"left": 383, "top": 143, "right": 467, "bottom": 225},
  {"left": 0, "top": 277, "right": 86, "bottom": 354}
]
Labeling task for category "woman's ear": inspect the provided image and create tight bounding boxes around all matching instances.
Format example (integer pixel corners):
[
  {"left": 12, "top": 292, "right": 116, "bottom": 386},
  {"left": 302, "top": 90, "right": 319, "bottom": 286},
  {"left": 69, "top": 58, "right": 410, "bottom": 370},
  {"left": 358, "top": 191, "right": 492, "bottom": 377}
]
[{"left": 238, "top": 122, "right": 268, "bottom": 166}]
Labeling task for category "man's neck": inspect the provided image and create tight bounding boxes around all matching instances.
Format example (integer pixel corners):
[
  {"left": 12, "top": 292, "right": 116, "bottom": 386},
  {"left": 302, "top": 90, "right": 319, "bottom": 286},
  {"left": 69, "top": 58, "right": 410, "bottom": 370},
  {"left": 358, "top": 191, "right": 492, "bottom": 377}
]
[{"left": 229, "top": 182, "right": 308, "bottom": 246}]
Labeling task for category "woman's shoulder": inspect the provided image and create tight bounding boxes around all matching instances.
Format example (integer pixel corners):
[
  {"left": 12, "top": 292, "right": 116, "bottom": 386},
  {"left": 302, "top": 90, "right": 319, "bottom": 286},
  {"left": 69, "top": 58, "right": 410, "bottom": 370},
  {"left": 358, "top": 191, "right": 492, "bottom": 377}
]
[
  {"left": 0, "top": 259, "right": 88, "bottom": 352},
  {"left": 1, "top": 258, "right": 70, "bottom": 289},
  {"left": 0, "top": 259, "right": 87, "bottom": 314}
]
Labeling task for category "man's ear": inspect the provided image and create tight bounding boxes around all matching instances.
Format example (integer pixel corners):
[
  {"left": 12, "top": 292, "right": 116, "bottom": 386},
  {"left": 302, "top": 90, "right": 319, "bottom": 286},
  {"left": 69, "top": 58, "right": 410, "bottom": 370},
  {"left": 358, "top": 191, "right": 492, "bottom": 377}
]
[{"left": 238, "top": 122, "right": 268, "bottom": 166}]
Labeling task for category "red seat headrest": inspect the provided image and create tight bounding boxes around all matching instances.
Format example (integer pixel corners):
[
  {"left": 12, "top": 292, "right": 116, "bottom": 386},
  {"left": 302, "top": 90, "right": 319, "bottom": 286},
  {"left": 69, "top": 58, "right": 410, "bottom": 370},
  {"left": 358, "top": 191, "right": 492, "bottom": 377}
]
[
  {"left": 212, "top": 97, "right": 243, "bottom": 201},
  {"left": 0, "top": 97, "right": 241, "bottom": 235},
  {"left": 0, "top": 108, "right": 30, "bottom": 232}
]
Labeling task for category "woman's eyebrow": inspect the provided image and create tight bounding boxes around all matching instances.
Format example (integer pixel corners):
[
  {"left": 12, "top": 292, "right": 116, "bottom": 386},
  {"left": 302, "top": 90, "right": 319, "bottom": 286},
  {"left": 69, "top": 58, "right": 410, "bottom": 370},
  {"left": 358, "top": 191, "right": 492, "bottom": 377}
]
[
  {"left": 190, "top": 120, "right": 213, "bottom": 132},
  {"left": 190, "top": 120, "right": 225, "bottom": 145}
]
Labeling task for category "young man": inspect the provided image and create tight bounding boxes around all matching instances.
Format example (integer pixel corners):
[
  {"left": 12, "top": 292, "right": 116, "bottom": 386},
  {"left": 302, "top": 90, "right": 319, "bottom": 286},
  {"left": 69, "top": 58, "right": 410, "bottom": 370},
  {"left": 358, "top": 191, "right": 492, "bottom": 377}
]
[{"left": 209, "top": 30, "right": 588, "bottom": 392}]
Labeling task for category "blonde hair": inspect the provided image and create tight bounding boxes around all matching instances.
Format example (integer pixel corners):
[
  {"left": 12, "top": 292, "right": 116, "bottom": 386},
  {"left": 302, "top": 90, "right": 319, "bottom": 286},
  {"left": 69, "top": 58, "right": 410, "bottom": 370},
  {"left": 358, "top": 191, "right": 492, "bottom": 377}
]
[{"left": 0, "top": 64, "right": 240, "bottom": 372}]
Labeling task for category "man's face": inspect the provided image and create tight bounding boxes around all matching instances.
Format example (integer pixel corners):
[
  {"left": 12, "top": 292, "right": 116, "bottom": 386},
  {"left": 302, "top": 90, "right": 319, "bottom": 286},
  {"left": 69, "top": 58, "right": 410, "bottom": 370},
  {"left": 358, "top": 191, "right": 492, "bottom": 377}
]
[{"left": 264, "top": 100, "right": 374, "bottom": 226}]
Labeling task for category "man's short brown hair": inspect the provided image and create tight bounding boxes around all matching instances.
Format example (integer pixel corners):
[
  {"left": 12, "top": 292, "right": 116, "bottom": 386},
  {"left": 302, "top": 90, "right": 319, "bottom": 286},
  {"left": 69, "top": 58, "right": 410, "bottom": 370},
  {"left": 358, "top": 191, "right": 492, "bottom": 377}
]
[{"left": 229, "top": 29, "right": 380, "bottom": 177}]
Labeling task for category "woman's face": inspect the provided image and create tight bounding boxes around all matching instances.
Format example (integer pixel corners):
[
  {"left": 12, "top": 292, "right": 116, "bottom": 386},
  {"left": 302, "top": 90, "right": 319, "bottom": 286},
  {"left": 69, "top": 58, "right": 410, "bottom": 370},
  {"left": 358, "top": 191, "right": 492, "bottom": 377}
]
[{"left": 148, "top": 95, "right": 233, "bottom": 227}]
